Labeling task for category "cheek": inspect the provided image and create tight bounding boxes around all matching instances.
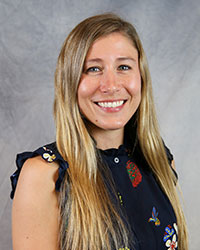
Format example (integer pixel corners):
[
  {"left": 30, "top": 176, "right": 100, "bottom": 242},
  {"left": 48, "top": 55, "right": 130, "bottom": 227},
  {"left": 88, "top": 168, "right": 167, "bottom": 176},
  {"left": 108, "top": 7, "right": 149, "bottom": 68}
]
[
  {"left": 78, "top": 82, "right": 90, "bottom": 99},
  {"left": 78, "top": 78, "right": 97, "bottom": 99},
  {"left": 127, "top": 76, "right": 142, "bottom": 98},
  {"left": 77, "top": 79, "right": 97, "bottom": 116}
]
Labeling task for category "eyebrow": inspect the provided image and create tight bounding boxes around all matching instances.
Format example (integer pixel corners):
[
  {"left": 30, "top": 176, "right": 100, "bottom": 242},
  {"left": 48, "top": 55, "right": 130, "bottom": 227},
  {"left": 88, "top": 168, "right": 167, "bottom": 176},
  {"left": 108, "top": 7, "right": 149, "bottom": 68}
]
[
  {"left": 117, "top": 57, "right": 137, "bottom": 63},
  {"left": 85, "top": 57, "right": 137, "bottom": 64},
  {"left": 86, "top": 58, "right": 102, "bottom": 63}
]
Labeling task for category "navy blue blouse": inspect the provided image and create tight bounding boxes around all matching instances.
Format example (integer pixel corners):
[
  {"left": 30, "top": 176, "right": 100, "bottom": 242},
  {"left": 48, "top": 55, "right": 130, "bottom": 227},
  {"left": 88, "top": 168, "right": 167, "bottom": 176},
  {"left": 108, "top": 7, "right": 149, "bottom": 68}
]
[{"left": 10, "top": 142, "right": 178, "bottom": 250}]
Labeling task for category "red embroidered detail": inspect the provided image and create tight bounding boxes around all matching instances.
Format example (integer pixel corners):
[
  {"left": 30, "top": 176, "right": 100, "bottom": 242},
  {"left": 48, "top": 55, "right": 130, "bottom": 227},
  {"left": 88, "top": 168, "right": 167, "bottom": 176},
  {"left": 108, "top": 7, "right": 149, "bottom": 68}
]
[{"left": 126, "top": 160, "right": 142, "bottom": 187}]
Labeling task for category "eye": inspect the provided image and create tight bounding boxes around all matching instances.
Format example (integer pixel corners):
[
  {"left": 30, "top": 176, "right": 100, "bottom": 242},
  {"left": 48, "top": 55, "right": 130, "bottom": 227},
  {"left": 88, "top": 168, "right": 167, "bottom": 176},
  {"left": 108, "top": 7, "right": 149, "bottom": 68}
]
[
  {"left": 85, "top": 66, "right": 101, "bottom": 73},
  {"left": 118, "top": 65, "right": 131, "bottom": 71}
]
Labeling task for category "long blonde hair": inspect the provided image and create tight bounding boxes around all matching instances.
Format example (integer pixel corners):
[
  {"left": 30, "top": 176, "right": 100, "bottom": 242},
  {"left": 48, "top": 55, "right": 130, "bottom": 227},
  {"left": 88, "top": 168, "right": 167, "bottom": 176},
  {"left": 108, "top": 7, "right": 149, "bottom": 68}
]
[{"left": 54, "top": 13, "right": 188, "bottom": 250}]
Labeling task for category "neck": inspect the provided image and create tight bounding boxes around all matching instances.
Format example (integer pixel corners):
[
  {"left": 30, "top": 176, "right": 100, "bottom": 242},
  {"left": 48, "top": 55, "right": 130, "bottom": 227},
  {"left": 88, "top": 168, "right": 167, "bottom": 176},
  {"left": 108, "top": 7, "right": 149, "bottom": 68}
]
[{"left": 89, "top": 126, "right": 124, "bottom": 150}]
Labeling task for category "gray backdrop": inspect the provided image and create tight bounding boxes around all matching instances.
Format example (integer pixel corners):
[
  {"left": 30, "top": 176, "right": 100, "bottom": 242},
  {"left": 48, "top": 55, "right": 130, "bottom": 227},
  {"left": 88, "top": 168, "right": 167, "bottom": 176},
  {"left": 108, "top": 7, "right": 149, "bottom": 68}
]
[{"left": 0, "top": 0, "right": 199, "bottom": 249}]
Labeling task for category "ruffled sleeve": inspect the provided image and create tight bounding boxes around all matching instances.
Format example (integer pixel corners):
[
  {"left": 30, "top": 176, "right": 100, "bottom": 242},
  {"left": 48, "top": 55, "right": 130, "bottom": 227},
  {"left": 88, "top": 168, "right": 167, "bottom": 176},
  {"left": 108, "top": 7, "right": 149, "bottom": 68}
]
[
  {"left": 164, "top": 144, "right": 173, "bottom": 165},
  {"left": 163, "top": 142, "right": 178, "bottom": 180},
  {"left": 10, "top": 142, "right": 69, "bottom": 199}
]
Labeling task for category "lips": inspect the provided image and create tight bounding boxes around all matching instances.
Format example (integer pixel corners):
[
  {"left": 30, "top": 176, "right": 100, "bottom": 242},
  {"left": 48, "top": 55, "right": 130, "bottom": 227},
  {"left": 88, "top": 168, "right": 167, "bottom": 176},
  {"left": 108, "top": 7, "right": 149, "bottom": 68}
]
[{"left": 93, "top": 100, "right": 127, "bottom": 112}]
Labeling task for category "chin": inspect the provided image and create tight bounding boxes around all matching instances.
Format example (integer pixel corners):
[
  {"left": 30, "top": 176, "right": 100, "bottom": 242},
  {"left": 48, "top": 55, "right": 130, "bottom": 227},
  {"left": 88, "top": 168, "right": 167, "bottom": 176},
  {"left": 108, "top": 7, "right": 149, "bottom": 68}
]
[{"left": 99, "top": 121, "right": 127, "bottom": 130}]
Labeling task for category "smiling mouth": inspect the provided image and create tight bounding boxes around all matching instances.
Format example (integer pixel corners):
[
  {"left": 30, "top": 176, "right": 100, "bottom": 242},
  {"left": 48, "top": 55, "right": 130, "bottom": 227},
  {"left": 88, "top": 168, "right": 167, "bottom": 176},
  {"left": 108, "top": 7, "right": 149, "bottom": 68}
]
[{"left": 95, "top": 100, "right": 126, "bottom": 108}]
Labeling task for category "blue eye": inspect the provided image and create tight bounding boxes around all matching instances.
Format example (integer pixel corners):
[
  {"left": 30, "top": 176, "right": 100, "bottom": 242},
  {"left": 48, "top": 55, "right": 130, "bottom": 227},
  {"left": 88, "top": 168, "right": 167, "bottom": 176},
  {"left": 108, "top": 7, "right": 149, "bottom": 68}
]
[
  {"left": 118, "top": 65, "right": 131, "bottom": 70},
  {"left": 86, "top": 67, "right": 100, "bottom": 73}
]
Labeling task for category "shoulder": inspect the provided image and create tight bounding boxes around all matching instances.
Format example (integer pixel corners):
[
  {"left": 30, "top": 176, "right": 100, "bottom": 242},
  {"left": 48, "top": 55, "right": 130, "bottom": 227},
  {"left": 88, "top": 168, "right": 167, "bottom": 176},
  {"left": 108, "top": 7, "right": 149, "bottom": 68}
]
[
  {"left": 12, "top": 155, "right": 60, "bottom": 223},
  {"left": 10, "top": 142, "right": 69, "bottom": 199},
  {"left": 12, "top": 156, "right": 60, "bottom": 250},
  {"left": 15, "top": 156, "right": 59, "bottom": 198}
]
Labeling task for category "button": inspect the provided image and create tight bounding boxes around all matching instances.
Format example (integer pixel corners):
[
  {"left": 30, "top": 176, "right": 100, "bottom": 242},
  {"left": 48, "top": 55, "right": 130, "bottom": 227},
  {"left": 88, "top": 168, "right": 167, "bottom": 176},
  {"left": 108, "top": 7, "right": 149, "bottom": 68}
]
[{"left": 114, "top": 157, "right": 120, "bottom": 164}]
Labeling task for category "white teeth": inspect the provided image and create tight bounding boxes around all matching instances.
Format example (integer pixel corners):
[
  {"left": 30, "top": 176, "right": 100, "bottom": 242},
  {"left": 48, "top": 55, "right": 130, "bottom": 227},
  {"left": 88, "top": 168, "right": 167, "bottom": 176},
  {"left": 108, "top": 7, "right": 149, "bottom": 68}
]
[{"left": 97, "top": 101, "right": 124, "bottom": 108}]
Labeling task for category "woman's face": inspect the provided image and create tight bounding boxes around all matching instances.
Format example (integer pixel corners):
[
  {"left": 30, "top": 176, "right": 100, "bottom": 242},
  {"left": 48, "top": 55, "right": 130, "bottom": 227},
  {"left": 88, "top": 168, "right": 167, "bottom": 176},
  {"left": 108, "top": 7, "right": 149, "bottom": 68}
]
[{"left": 78, "top": 32, "right": 141, "bottom": 132}]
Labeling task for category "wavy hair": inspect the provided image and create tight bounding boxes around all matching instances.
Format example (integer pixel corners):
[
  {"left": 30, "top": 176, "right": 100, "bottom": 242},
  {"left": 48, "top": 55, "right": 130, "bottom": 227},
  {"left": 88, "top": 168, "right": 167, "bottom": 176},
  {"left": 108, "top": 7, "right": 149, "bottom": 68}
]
[{"left": 54, "top": 13, "right": 188, "bottom": 250}]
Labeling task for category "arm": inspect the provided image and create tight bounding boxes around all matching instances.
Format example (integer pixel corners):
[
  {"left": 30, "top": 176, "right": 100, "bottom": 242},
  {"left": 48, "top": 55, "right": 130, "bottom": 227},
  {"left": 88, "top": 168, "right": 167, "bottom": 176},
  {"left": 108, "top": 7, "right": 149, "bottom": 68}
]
[
  {"left": 171, "top": 159, "right": 176, "bottom": 170},
  {"left": 12, "top": 156, "right": 60, "bottom": 250}
]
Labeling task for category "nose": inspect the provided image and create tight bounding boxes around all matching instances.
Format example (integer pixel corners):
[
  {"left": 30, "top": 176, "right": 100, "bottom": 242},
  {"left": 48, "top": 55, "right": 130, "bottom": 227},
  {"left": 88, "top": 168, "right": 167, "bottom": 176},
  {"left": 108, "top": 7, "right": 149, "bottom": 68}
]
[{"left": 99, "top": 70, "right": 121, "bottom": 93}]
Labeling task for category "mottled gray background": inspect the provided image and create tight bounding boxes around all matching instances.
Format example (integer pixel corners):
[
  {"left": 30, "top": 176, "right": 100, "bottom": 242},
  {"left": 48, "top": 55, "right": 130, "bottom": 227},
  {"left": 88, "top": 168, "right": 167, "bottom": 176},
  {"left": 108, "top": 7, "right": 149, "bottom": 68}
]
[{"left": 0, "top": 0, "right": 199, "bottom": 249}]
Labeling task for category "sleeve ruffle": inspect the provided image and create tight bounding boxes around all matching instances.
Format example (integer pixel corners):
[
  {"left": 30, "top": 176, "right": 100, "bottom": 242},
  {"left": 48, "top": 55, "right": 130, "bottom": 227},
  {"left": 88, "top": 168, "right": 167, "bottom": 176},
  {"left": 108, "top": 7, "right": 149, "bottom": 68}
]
[
  {"left": 10, "top": 142, "right": 69, "bottom": 199},
  {"left": 164, "top": 144, "right": 173, "bottom": 164},
  {"left": 163, "top": 142, "right": 178, "bottom": 181}
]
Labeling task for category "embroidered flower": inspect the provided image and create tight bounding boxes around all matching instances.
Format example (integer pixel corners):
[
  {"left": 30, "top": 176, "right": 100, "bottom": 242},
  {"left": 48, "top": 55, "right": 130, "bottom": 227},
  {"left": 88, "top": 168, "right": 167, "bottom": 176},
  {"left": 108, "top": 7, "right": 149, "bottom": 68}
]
[
  {"left": 163, "top": 224, "right": 175, "bottom": 242},
  {"left": 163, "top": 223, "right": 178, "bottom": 249},
  {"left": 43, "top": 152, "right": 56, "bottom": 162},
  {"left": 118, "top": 192, "right": 123, "bottom": 206},
  {"left": 126, "top": 160, "right": 142, "bottom": 188},
  {"left": 148, "top": 207, "right": 160, "bottom": 226},
  {"left": 43, "top": 146, "right": 49, "bottom": 151},
  {"left": 42, "top": 147, "right": 56, "bottom": 162},
  {"left": 166, "top": 234, "right": 178, "bottom": 250},
  {"left": 173, "top": 223, "right": 178, "bottom": 235}
]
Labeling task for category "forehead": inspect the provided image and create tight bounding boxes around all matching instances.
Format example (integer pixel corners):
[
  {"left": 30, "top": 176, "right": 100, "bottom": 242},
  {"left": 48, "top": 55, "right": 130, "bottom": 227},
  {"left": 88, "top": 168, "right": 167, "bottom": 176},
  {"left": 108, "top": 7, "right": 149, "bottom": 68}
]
[{"left": 86, "top": 32, "right": 138, "bottom": 60}]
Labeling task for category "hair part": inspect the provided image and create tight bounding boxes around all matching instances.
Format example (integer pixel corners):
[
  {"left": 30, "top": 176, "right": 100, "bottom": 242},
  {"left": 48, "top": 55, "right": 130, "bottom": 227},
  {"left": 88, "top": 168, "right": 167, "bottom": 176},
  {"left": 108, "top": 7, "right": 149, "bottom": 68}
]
[{"left": 54, "top": 13, "right": 188, "bottom": 250}]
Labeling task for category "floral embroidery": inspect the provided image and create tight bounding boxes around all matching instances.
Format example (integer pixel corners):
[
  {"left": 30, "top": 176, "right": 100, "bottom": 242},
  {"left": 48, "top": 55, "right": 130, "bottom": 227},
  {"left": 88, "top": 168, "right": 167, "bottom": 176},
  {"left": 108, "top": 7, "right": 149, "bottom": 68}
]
[
  {"left": 43, "top": 146, "right": 54, "bottom": 153},
  {"left": 126, "top": 160, "right": 142, "bottom": 188},
  {"left": 118, "top": 192, "right": 123, "bottom": 206},
  {"left": 43, "top": 152, "right": 56, "bottom": 162},
  {"left": 166, "top": 234, "right": 178, "bottom": 250},
  {"left": 163, "top": 223, "right": 178, "bottom": 249},
  {"left": 42, "top": 147, "right": 56, "bottom": 162},
  {"left": 148, "top": 207, "right": 160, "bottom": 226},
  {"left": 163, "top": 224, "right": 175, "bottom": 242},
  {"left": 173, "top": 223, "right": 178, "bottom": 234}
]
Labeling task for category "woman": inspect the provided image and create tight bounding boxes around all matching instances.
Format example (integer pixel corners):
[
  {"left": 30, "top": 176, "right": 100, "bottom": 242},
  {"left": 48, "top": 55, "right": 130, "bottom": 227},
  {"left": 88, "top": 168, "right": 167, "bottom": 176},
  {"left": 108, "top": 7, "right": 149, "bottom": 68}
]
[{"left": 10, "top": 13, "right": 188, "bottom": 250}]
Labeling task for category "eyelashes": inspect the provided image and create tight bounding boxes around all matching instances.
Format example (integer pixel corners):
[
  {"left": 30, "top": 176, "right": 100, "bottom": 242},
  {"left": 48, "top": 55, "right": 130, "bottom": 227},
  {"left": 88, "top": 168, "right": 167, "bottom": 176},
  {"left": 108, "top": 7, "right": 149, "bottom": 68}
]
[
  {"left": 85, "top": 66, "right": 101, "bottom": 73},
  {"left": 118, "top": 65, "right": 131, "bottom": 71},
  {"left": 84, "top": 65, "right": 132, "bottom": 73}
]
